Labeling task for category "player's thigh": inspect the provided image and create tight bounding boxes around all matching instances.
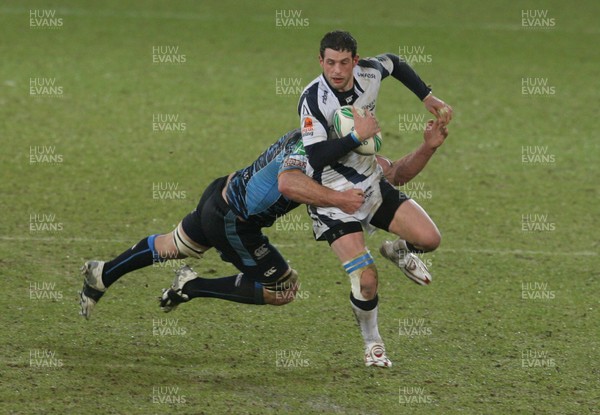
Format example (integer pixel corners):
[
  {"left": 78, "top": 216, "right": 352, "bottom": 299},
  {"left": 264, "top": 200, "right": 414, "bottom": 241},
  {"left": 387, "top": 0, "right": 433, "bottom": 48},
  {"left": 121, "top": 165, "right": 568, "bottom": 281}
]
[
  {"left": 237, "top": 239, "right": 291, "bottom": 287},
  {"left": 214, "top": 213, "right": 290, "bottom": 284},
  {"left": 319, "top": 220, "right": 367, "bottom": 262},
  {"left": 176, "top": 177, "right": 230, "bottom": 256},
  {"left": 388, "top": 199, "right": 441, "bottom": 249},
  {"left": 152, "top": 179, "right": 223, "bottom": 259},
  {"left": 329, "top": 230, "right": 368, "bottom": 263}
]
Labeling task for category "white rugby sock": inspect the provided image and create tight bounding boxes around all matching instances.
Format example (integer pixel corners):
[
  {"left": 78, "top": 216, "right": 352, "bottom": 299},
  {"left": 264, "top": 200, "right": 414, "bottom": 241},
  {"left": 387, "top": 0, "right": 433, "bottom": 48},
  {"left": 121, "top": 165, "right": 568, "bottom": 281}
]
[{"left": 350, "top": 302, "right": 382, "bottom": 346}]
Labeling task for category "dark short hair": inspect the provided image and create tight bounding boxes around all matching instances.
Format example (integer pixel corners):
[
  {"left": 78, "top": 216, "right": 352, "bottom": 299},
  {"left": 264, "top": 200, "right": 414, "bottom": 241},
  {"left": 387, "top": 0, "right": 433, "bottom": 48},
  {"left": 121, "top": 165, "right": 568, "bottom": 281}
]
[{"left": 319, "top": 30, "right": 357, "bottom": 58}]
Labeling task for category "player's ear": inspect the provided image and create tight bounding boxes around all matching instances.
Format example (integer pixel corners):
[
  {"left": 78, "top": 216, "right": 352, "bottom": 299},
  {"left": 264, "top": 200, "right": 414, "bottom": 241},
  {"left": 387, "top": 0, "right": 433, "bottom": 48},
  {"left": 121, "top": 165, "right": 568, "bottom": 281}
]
[{"left": 353, "top": 54, "right": 360, "bottom": 66}]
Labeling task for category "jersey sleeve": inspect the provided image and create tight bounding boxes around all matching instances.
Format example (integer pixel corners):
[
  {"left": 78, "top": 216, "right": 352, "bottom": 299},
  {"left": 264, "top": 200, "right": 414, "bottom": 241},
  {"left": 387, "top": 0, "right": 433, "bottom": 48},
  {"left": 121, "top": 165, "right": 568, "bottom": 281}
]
[
  {"left": 370, "top": 53, "right": 431, "bottom": 100},
  {"left": 278, "top": 141, "right": 308, "bottom": 175},
  {"left": 298, "top": 93, "right": 329, "bottom": 148}
]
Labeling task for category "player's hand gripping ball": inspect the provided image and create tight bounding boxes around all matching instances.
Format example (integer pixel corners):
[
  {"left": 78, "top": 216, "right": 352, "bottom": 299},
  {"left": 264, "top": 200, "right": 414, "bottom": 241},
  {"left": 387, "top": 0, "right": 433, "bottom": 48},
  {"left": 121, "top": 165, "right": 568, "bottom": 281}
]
[{"left": 332, "top": 106, "right": 383, "bottom": 156}]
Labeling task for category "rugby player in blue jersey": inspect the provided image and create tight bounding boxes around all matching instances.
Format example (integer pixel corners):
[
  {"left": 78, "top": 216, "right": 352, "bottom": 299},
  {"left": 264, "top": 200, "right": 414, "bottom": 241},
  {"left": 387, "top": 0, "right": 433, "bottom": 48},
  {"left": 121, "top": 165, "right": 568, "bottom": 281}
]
[{"left": 79, "top": 129, "right": 364, "bottom": 318}]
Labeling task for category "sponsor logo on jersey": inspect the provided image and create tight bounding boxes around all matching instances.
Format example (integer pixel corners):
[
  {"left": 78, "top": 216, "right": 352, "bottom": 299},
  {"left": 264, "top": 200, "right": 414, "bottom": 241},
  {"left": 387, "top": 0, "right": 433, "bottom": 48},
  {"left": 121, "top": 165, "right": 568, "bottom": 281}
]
[
  {"left": 292, "top": 141, "right": 306, "bottom": 155},
  {"left": 363, "top": 101, "right": 376, "bottom": 112},
  {"left": 301, "top": 117, "right": 314, "bottom": 137},
  {"left": 321, "top": 89, "right": 328, "bottom": 105},
  {"left": 282, "top": 157, "right": 306, "bottom": 170},
  {"left": 358, "top": 72, "right": 376, "bottom": 79},
  {"left": 254, "top": 244, "right": 270, "bottom": 260}
]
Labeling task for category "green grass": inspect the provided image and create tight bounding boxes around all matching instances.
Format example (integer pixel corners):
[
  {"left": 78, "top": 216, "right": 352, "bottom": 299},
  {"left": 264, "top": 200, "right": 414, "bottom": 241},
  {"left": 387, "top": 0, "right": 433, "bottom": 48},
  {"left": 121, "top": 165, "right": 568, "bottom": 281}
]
[{"left": 1, "top": 0, "right": 598, "bottom": 414}]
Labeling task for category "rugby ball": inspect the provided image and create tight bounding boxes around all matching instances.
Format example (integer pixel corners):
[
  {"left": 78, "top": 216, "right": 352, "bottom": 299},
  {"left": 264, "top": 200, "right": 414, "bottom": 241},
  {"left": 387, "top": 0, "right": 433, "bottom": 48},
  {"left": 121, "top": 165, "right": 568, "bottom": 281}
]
[{"left": 332, "top": 106, "right": 382, "bottom": 156}]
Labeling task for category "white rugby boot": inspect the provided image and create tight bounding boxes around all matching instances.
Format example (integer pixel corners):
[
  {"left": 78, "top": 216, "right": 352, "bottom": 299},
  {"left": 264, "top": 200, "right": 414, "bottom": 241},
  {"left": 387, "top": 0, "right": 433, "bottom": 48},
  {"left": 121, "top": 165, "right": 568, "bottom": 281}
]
[
  {"left": 79, "top": 261, "right": 107, "bottom": 320},
  {"left": 364, "top": 342, "right": 392, "bottom": 368},
  {"left": 379, "top": 239, "right": 432, "bottom": 285},
  {"left": 159, "top": 264, "right": 198, "bottom": 313}
]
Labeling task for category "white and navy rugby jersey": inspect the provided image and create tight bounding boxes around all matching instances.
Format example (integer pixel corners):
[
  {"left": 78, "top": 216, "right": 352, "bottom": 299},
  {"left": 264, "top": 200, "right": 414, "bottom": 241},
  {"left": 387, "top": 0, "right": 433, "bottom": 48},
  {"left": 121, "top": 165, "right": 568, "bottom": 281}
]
[
  {"left": 297, "top": 53, "right": 431, "bottom": 190},
  {"left": 226, "top": 129, "right": 307, "bottom": 228}
]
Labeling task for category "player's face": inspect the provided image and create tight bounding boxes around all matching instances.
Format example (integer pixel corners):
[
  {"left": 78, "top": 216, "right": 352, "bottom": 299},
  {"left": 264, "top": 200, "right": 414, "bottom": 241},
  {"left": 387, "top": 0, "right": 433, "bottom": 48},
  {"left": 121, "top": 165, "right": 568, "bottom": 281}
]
[{"left": 319, "top": 49, "right": 359, "bottom": 92}]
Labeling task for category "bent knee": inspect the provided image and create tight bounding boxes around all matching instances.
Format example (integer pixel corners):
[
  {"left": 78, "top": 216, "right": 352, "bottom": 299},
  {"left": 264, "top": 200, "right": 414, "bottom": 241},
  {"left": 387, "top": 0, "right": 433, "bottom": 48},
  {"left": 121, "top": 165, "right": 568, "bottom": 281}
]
[
  {"left": 154, "top": 233, "right": 180, "bottom": 259},
  {"left": 263, "top": 287, "right": 297, "bottom": 306},
  {"left": 410, "top": 227, "right": 441, "bottom": 252},
  {"left": 262, "top": 268, "right": 299, "bottom": 306},
  {"left": 360, "top": 267, "right": 378, "bottom": 300},
  {"left": 420, "top": 230, "right": 441, "bottom": 252}
]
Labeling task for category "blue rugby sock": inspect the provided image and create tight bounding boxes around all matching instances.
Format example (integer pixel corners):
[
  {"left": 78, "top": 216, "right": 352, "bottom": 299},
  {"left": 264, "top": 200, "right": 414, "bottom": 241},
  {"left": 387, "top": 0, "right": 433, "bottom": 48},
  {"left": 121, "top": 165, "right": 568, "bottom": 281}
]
[
  {"left": 183, "top": 273, "right": 265, "bottom": 305},
  {"left": 102, "top": 235, "right": 161, "bottom": 288}
]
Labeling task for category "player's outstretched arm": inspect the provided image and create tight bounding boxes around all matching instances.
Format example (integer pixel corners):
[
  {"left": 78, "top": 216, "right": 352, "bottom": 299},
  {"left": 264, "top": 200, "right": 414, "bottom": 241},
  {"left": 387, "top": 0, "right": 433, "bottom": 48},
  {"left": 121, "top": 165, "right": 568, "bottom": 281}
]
[
  {"left": 378, "top": 119, "right": 448, "bottom": 186},
  {"left": 278, "top": 169, "right": 364, "bottom": 214},
  {"left": 381, "top": 53, "right": 453, "bottom": 124}
]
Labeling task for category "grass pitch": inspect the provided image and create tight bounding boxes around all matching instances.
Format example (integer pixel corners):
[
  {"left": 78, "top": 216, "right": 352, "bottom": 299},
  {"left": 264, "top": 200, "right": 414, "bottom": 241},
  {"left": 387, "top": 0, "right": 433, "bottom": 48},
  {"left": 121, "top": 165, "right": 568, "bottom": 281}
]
[{"left": 1, "top": 0, "right": 598, "bottom": 414}]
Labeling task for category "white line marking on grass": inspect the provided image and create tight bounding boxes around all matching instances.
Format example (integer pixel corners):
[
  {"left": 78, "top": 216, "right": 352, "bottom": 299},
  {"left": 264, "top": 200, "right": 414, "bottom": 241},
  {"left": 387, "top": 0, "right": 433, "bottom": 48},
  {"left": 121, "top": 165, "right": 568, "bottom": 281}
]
[{"left": 0, "top": 236, "right": 596, "bottom": 256}]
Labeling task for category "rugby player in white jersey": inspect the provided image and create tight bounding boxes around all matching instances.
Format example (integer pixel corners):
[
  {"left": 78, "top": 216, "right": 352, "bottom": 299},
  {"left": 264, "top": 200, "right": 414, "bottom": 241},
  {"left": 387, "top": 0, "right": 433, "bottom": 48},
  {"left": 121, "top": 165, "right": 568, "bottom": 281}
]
[{"left": 298, "top": 30, "right": 452, "bottom": 367}]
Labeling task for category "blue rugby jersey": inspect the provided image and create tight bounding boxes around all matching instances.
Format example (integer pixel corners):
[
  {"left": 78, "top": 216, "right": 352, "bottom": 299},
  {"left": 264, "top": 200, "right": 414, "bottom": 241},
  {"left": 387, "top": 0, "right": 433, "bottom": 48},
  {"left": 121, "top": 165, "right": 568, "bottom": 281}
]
[{"left": 225, "top": 129, "right": 307, "bottom": 227}]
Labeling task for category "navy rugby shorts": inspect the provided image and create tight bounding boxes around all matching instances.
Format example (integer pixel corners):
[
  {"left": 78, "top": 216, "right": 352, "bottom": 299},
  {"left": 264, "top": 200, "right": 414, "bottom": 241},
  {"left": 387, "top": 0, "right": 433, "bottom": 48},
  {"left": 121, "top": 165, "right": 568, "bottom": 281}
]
[{"left": 181, "top": 176, "right": 290, "bottom": 284}]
